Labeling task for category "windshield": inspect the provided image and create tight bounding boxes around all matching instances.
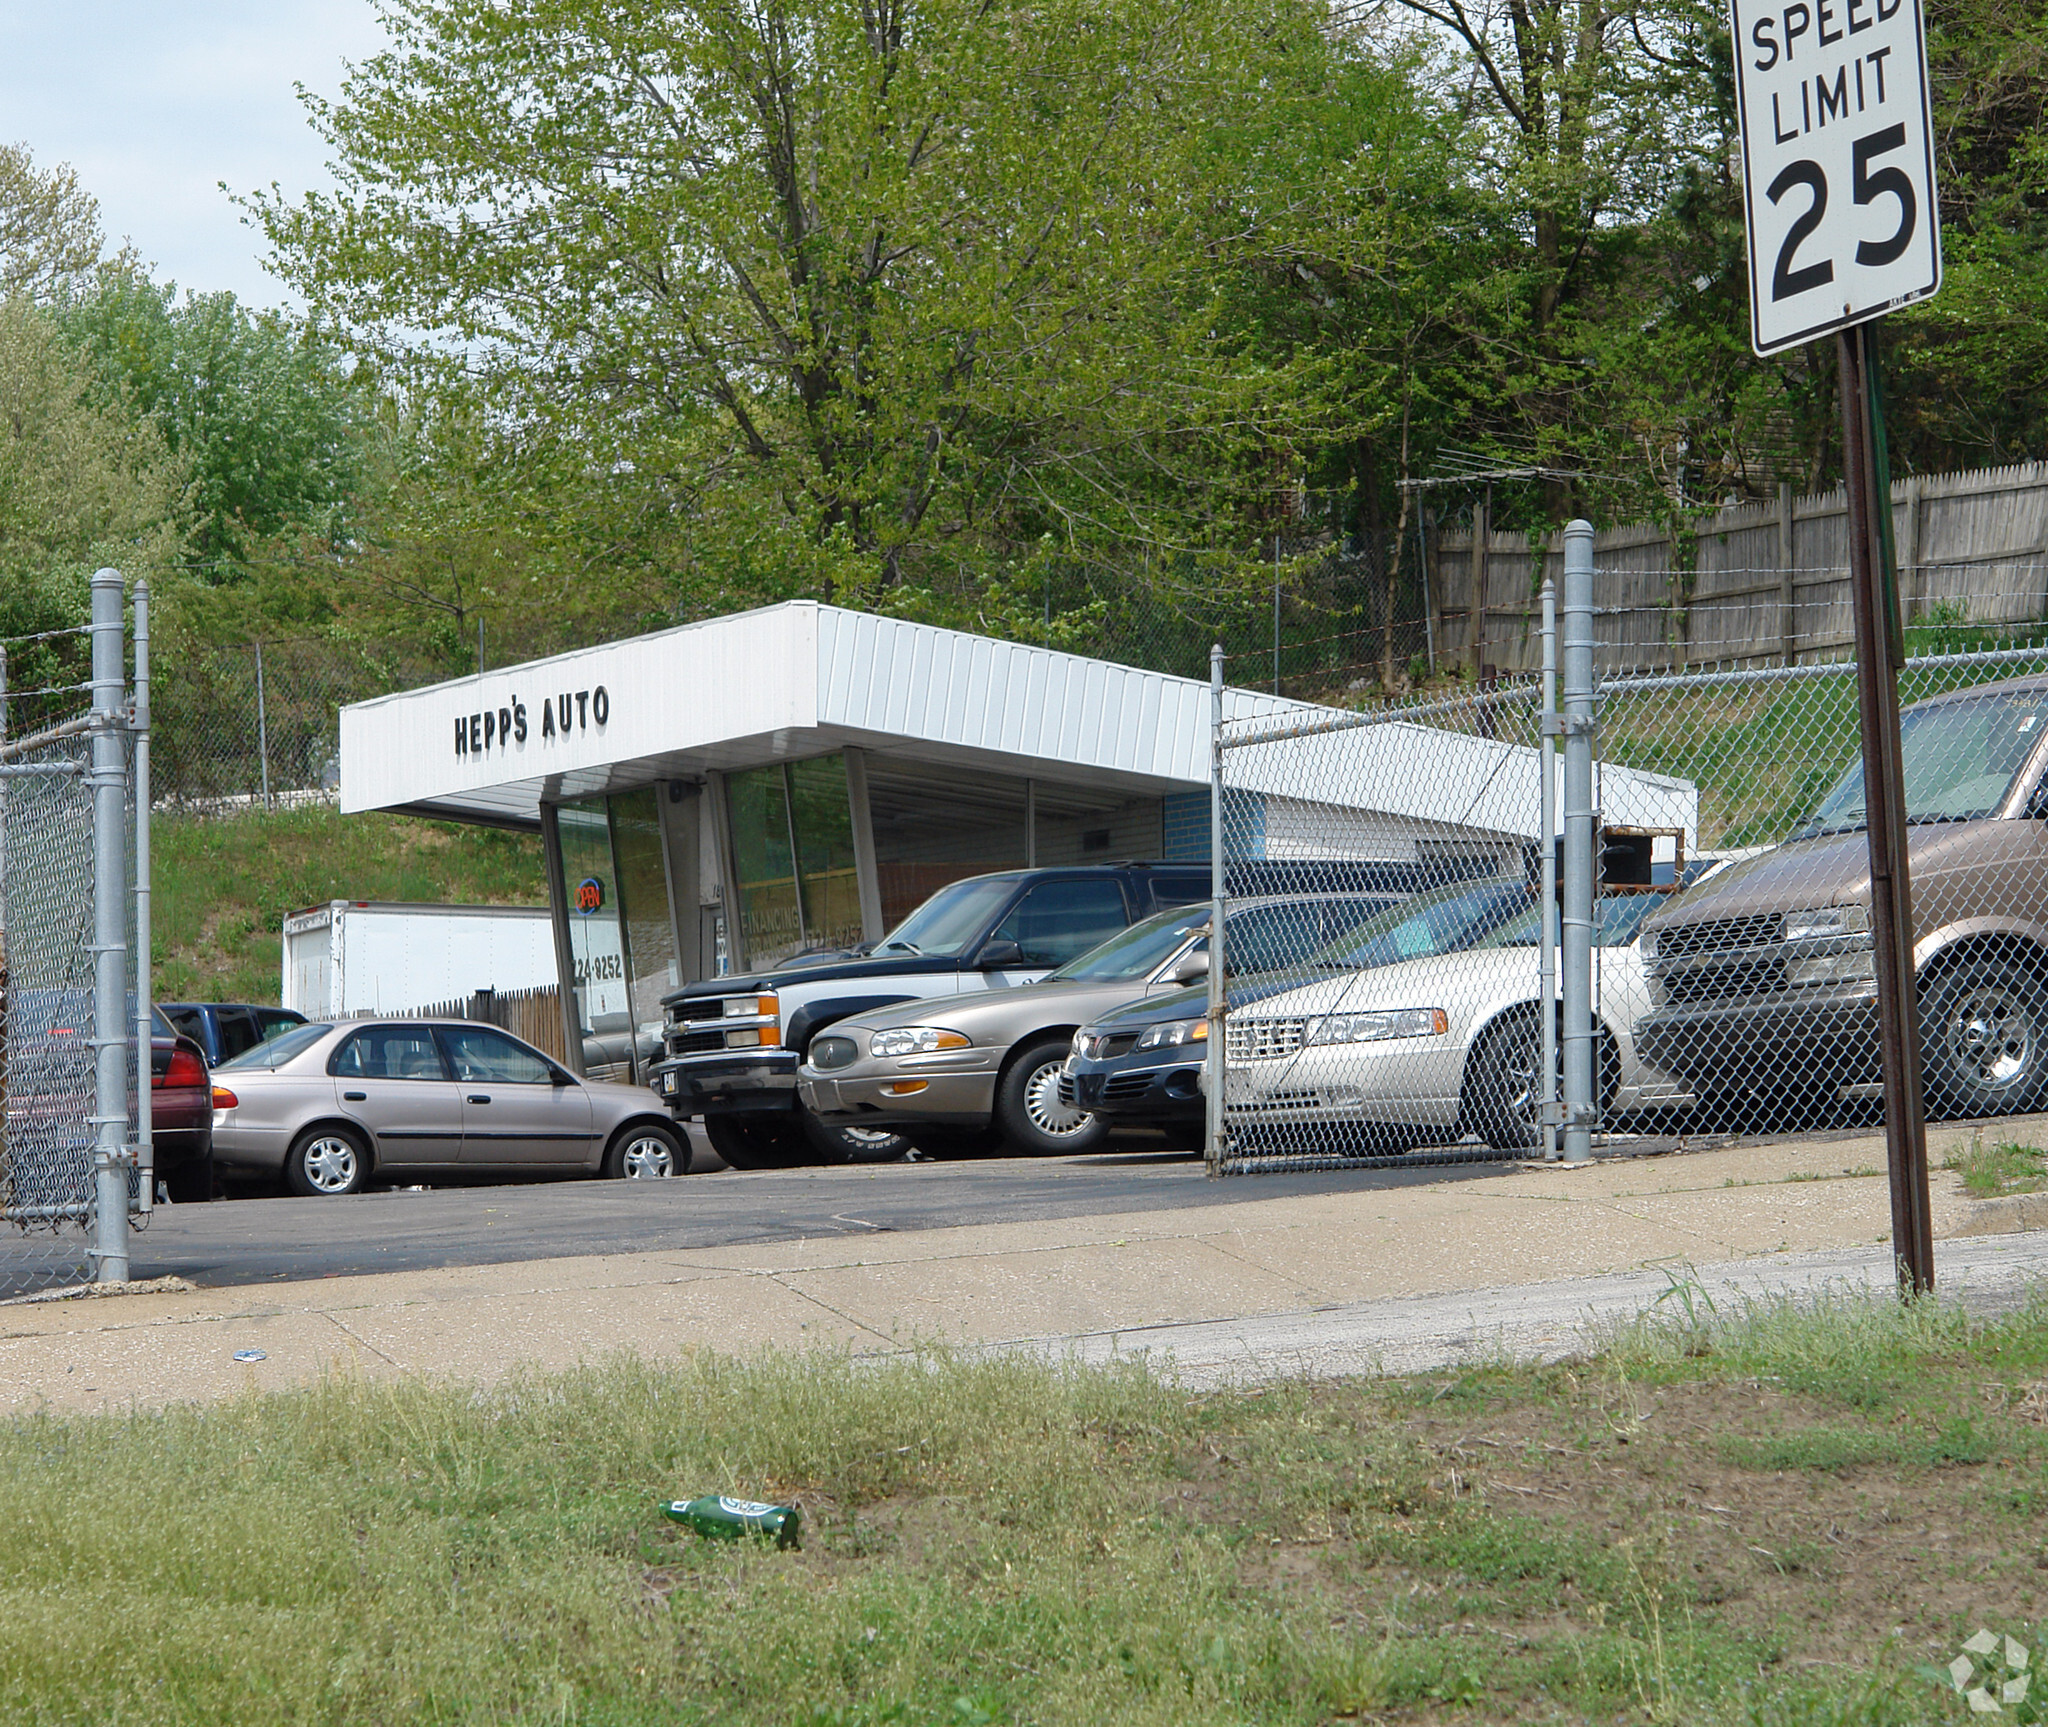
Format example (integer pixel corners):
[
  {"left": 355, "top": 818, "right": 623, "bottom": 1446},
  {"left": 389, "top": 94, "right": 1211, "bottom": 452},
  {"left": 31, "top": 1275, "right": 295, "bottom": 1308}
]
[
  {"left": 1477, "top": 862, "right": 1719, "bottom": 950},
  {"left": 217, "top": 1023, "right": 332, "bottom": 1070},
  {"left": 1805, "top": 687, "right": 2048, "bottom": 835},
  {"left": 1306, "top": 879, "right": 1529, "bottom": 971},
  {"left": 870, "top": 874, "right": 1022, "bottom": 958},
  {"left": 1479, "top": 895, "right": 1663, "bottom": 949},
  {"left": 1051, "top": 905, "right": 1208, "bottom": 981}
]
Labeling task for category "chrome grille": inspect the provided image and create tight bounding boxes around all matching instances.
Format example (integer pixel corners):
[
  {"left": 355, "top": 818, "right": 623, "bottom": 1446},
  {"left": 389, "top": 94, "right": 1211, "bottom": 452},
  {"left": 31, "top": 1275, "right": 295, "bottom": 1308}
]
[
  {"left": 1225, "top": 1017, "right": 1307, "bottom": 1062},
  {"left": 1654, "top": 915, "right": 1780, "bottom": 959}
]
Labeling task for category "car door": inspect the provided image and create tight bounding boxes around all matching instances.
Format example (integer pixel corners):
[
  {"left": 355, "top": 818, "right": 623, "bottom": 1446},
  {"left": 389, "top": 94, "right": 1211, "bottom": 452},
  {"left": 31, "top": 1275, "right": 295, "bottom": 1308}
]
[
  {"left": 971, "top": 878, "right": 1131, "bottom": 991},
  {"left": 329, "top": 1024, "right": 465, "bottom": 1169},
  {"left": 436, "top": 1025, "right": 596, "bottom": 1167}
]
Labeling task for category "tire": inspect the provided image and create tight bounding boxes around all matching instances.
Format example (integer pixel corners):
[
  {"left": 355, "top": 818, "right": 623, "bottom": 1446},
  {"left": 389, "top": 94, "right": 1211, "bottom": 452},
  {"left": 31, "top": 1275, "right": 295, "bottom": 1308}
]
[
  {"left": 798, "top": 1111, "right": 909, "bottom": 1164},
  {"left": 1467, "top": 1012, "right": 1619, "bottom": 1152},
  {"left": 1468, "top": 1013, "right": 1546, "bottom": 1151},
  {"left": 1920, "top": 957, "right": 2048, "bottom": 1119},
  {"left": 993, "top": 1038, "right": 1108, "bottom": 1156},
  {"left": 703, "top": 1115, "right": 811, "bottom": 1171},
  {"left": 163, "top": 1150, "right": 215, "bottom": 1205},
  {"left": 285, "top": 1125, "right": 368, "bottom": 1197},
  {"left": 606, "top": 1121, "right": 686, "bottom": 1178}
]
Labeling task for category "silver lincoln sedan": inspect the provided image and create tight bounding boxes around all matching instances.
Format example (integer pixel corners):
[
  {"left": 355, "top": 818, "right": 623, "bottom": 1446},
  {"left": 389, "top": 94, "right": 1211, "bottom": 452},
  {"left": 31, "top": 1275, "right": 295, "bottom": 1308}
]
[{"left": 210, "top": 1020, "right": 689, "bottom": 1195}]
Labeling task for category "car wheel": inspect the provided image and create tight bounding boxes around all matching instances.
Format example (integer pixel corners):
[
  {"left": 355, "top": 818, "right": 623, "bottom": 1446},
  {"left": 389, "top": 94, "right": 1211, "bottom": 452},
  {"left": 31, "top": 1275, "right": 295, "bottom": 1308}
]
[
  {"left": 606, "top": 1121, "right": 685, "bottom": 1178},
  {"left": 798, "top": 1111, "right": 909, "bottom": 1164},
  {"left": 993, "top": 1038, "right": 1108, "bottom": 1155},
  {"left": 285, "top": 1126, "right": 368, "bottom": 1197},
  {"left": 1466, "top": 1014, "right": 1619, "bottom": 1151},
  {"left": 162, "top": 1150, "right": 215, "bottom": 1204},
  {"left": 1468, "top": 1013, "right": 1546, "bottom": 1150},
  {"left": 1921, "top": 957, "right": 2048, "bottom": 1118},
  {"left": 703, "top": 1115, "right": 811, "bottom": 1170}
]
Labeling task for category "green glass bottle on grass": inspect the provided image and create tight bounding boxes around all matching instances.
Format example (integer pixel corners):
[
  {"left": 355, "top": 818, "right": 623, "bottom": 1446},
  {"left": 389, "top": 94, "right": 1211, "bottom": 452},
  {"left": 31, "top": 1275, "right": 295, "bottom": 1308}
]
[{"left": 661, "top": 1494, "right": 802, "bottom": 1549}]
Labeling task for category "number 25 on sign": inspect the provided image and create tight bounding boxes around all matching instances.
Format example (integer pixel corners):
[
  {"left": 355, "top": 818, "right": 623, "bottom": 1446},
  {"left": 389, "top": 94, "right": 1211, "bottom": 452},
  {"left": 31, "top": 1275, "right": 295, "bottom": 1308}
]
[{"left": 1731, "top": 0, "right": 1941, "bottom": 355}]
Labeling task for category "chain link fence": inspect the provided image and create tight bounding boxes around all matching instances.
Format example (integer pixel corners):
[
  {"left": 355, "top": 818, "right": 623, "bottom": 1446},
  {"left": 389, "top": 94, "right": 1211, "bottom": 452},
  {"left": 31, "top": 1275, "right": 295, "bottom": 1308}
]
[
  {"left": 0, "top": 598, "right": 146, "bottom": 1296},
  {"left": 1208, "top": 608, "right": 2048, "bottom": 1173}
]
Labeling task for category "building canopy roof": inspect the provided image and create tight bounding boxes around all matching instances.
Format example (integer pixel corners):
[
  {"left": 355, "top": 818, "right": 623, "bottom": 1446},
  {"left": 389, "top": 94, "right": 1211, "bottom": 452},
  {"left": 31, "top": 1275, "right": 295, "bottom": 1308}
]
[
  {"left": 340, "top": 600, "right": 1697, "bottom": 843},
  {"left": 340, "top": 601, "right": 1295, "bottom": 828}
]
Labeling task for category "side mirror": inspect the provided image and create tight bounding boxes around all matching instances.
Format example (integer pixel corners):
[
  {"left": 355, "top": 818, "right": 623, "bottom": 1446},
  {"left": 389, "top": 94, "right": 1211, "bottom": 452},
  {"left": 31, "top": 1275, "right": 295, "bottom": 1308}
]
[
  {"left": 1171, "top": 951, "right": 1211, "bottom": 984},
  {"left": 977, "top": 939, "right": 1025, "bottom": 969},
  {"left": 2028, "top": 783, "right": 2048, "bottom": 820}
]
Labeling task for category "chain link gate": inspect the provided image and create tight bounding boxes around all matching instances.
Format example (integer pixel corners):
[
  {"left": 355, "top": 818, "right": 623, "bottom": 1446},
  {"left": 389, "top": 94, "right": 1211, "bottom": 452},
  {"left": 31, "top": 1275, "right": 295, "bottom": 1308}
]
[
  {"left": 1207, "top": 568, "right": 2048, "bottom": 1175},
  {"left": 0, "top": 573, "right": 153, "bottom": 1294}
]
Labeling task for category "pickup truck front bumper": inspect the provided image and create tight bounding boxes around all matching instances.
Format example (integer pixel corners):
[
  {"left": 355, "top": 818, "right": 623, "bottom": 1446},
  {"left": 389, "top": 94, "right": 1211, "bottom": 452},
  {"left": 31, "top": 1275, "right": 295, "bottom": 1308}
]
[
  {"left": 1633, "top": 986, "right": 1880, "bottom": 1099},
  {"left": 647, "top": 1050, "right": 801, "bottom": 1118}
]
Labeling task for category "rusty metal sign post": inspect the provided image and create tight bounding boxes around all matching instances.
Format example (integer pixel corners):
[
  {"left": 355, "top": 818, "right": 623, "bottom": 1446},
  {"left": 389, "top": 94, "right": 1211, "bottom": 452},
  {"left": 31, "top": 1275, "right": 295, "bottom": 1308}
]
[
  {"left": 1839, "top": 327, "right": 1936, "bottom": 1295},
  {"left": 1730, "top": 0, "right": 1942, "bottom": 1294}
]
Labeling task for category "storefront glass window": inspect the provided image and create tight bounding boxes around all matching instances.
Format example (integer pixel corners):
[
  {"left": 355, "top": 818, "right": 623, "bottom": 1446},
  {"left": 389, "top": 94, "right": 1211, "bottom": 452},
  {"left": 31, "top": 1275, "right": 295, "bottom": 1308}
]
[
  {"left": 726, "top": 765, "right": 803, "bottom": 965},
  {"left": 726, "top": 755, "right": 862, "bottom": 968},
  {"left": 789, "top": 756, "right": 861, "bottom": 953},
  {"left": 556, "top": 799, "right": 628, "bottom": 1062},
  {"left": 610, "top": 786, "right": 679, "bottom": 1077}
]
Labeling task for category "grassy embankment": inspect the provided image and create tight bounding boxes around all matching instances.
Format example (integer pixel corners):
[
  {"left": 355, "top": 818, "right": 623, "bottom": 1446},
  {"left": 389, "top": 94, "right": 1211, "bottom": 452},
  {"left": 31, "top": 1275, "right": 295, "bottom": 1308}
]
[
  {"left": 152, "top": 804, "right": 544, "bottom": 1004},
  {"left": 0, "top": 1291, "right": 2043, "bottom": 1723}
]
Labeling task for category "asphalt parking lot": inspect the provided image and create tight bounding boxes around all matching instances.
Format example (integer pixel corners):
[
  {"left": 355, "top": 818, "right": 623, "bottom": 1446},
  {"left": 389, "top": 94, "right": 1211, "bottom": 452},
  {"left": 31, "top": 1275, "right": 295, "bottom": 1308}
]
[{"left": 142, "top": 1143, "right": 1520, "bottom": 1287}]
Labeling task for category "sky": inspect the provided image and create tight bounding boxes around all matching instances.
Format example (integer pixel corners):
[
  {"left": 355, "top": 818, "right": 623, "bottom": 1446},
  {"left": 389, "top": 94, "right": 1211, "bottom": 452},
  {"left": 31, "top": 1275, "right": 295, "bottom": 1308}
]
[{"left": 0, "top": 0, "right": 388, "bottom": 308}]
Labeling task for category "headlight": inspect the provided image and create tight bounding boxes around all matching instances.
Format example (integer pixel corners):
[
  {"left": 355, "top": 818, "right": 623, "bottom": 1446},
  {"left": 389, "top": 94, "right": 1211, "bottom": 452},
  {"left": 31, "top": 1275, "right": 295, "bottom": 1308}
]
[
  {"left": 1783, "top": 906, "right": 1870, "bottom": 942},
  {"left": 1134, "top": 1016, "right": 1207, "bottom": 1051},
  {"left": 808, "top": 1035, "right": 858, "bottom": 1071},
  {"left": 1306, "top": 1007, "right": 1449, "bottom": 1046},
  {"left": 869, "top": 1026, "right": 970, "bottom": 1059},
  {"left": 1787, "top": 951, "right": 1878, "bottom": 986},
  {"left": 1639, "top": 929, "right": 1659, "bottom": 961}
]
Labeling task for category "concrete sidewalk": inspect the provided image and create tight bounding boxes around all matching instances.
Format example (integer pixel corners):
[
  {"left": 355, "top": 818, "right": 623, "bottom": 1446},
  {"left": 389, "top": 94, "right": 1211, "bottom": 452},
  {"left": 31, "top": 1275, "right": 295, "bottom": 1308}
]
[{"left": 4, "top": 1120, "right": 2044, "bottom": 1412}]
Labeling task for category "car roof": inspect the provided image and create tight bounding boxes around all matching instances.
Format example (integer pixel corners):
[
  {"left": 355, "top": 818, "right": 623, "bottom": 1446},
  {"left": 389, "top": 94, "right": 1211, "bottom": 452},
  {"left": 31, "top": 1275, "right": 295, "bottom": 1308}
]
[{"left": 1906, "top": 672, "right": 2048, "bottom": 710}]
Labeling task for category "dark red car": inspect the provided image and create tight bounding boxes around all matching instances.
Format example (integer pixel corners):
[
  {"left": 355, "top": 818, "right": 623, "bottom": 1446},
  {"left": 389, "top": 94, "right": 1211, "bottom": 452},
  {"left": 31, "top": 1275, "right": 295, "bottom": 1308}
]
[{"left": 4, "top": 991, "right": 215, "bottom": 1208}]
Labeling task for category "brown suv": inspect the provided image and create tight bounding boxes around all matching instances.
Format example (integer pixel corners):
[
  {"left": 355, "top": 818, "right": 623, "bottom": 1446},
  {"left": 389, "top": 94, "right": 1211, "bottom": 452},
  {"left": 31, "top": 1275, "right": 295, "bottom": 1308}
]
[{"left": 1636, "top": 674, "right": 2048, "bottom": 1120}]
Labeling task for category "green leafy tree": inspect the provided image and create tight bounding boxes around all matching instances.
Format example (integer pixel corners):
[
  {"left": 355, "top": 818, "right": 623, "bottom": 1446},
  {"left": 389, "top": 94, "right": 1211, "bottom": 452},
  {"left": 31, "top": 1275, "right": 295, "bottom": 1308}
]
[
  {"left": 0, "top": 297, "right": 184, "bottom": 662},
  {"left": 256, "top": 0, "right": 1414, "bottom": 608},
  {"left": 56, "top": 265, "right": 371, "bottom": 585},
  {"left": 0, "top": 142, "right": 103, "bottom": 301}
]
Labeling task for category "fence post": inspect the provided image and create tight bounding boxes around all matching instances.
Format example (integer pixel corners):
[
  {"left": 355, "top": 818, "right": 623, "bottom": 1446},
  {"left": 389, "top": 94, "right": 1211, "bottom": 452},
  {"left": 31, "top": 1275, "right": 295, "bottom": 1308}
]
[
  {"left": 254, "top": 640, "right": 272, "bottom": 811},
  {"left": 1539, "top": 576, "right": 1560, "bottom": 1163},
  {"left": 1560, "top": 524, "right": 1596, "bottom": 1166},
  {"left": 1271, "top": 536, "right": 1281, "bottom": 696},
  {"left": 89, "top": 570, "right": 131, "bottom": 1282},
  {"left": 1776, "top": 483, "right": 1797, "bottom": 666},
  {"left": 1469, "top": 493, "right": 1491, "bottom": 676},
  {"left": 133, "top": 581, "right": 153, "bottom": 1213},
  {"left": 1205, "top": 643, "right": 1226, "bottom": 1179}
]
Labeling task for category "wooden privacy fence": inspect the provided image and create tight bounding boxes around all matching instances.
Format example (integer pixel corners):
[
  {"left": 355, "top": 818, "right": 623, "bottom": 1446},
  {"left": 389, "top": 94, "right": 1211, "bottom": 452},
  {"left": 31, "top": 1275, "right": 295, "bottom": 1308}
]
[
  {"left": 1426, "top": 460, "right": 2048, "bottom": 672},
  {"left": 408, "top": 984, "right": 569, "bottom": 1065}
]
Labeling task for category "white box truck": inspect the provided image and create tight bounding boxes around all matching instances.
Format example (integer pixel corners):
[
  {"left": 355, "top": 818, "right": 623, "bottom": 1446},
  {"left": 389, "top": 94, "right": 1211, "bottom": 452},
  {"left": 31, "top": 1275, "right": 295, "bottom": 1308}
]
[{"left": 281, "top": 901, "right": 556, "bottom": 1018}]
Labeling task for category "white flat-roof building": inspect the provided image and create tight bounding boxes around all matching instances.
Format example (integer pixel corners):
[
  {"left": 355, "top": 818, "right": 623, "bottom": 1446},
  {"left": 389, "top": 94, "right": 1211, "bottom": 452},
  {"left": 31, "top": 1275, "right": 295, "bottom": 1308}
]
[{"left": 340, "top": 601, "right": 1696, "bottom": 1073}]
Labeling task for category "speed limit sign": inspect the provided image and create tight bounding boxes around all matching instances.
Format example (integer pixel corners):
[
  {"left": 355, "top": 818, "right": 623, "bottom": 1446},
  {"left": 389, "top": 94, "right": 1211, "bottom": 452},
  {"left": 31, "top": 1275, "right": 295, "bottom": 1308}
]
[{"left": 1731, "top": 0, "right": 1941, "bottom": 355}]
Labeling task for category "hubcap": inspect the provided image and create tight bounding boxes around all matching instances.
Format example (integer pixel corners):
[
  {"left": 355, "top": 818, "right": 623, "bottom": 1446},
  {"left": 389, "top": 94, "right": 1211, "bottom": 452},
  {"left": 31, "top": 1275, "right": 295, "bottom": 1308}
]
[
  {"left": 302, "top": 1136, "right": 358, "bottom": 1194},
  {"left": 839, "top": 1126, "right": 900, "bottom": 1151},
  {"left": 1497, "top": 1028, "right": 1543, "bottom": 1123},
  {"left": 619, "top": 1134, "right": 675, "bottom": 1178},
  {"left": 1023, "top": 1060, "right": 1092, "bottom": 1139},
  {"left": 1947, "top": 986, "right": 2033, "bottom": 1090}
]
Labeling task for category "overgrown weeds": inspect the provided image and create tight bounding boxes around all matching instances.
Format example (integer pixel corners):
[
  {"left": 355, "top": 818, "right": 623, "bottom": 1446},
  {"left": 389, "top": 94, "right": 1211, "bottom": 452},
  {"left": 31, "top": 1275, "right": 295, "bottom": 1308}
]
[
  {"left": 1945, "top": 1131, "right": 2048, "bottom": 1198},
  {"left": 0, "top": 1294, "right": 2044, "bottom": 1723}
]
